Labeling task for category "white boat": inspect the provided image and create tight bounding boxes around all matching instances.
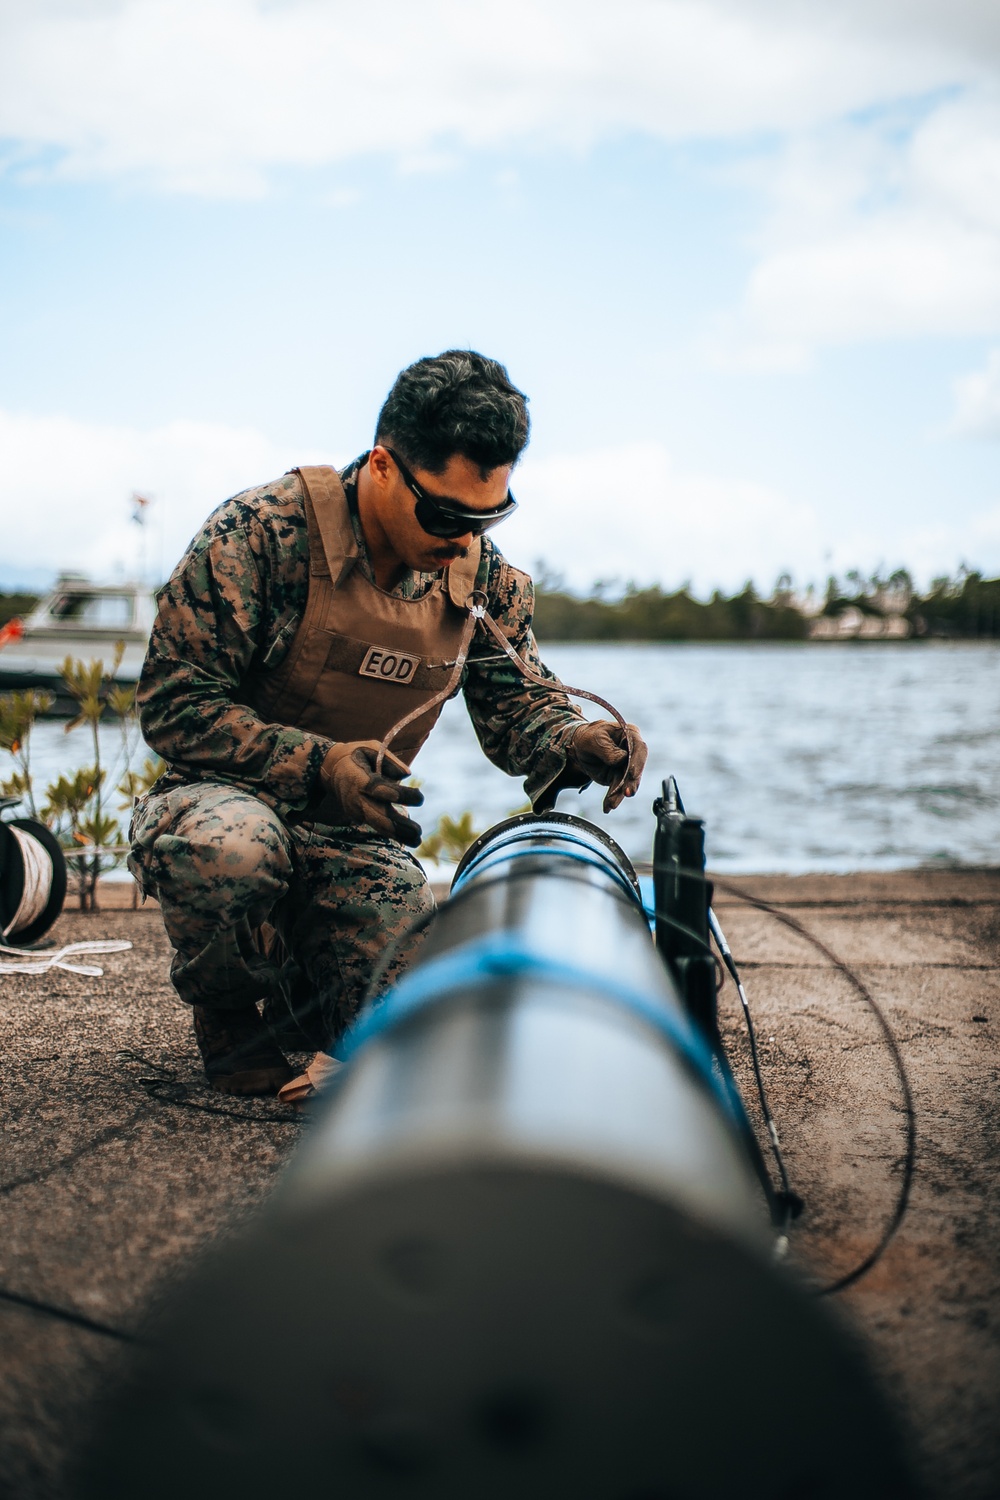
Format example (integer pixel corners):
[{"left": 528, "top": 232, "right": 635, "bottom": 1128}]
[{"left": 0, "top": 574, "right": 154, "bottom": 715}]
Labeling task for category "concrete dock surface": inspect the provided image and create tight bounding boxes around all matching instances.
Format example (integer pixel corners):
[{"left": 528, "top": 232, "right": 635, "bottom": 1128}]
[{"left": 1, "top": 868, "right": 998, "bottom": 1497}]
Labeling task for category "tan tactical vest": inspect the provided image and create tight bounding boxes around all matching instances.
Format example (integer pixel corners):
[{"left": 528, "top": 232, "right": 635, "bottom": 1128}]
[{"left": 247, "top": 466, "right": 482, "bottom": 764}]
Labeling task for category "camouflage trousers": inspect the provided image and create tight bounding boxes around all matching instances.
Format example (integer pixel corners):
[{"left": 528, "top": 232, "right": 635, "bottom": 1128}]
[{"left": 128, "top": 781, "right": 434, "bottom": 1047}]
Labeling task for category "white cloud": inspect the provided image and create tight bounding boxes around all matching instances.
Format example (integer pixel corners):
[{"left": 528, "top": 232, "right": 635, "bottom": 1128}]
[
  {"left": 712, "top": 88, "right": 1000, "bottom": 362},
  {"left": 0, "top": 409, "right": 331, "bottom": 582},
  {"left": 506, "top": 443, "right": 826, "bottom": 594},
  {"left": 0, "top": 0, "right": 992, "bottom": 196},
  {"left": 2, "top": 411, "right": 997, "bottom": 594},
  {"left": 506, "top": 441, "right": 1000, "bottom": 593},
  {"left": 952, "top": 348, "right": 1000, "bottom": 437},
  {"left": 3, "top": 3, "right": 1000, "bottom": 358}
]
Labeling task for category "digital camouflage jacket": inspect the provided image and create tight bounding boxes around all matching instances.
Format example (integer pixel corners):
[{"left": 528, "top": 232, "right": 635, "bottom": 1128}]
[{"left": 136, "top": 458, "right": 585, "bottom": 819}]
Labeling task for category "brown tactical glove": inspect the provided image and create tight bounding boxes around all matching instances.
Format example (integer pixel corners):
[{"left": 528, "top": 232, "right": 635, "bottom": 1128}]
[
  {"left": 567, "top": 720, "right": 648, "bottom": 813},
  {"left": 318, "top": 741, "right": 424, "bottom": 846}
]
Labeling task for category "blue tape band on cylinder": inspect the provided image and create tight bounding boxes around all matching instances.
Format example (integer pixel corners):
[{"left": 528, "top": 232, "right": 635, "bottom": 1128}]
[
  {"left": 452, "top": 843, "right": 641, "bottom": 907},
  {"left": 331, "top": 932, "right": 746, "bottom": 1130}
]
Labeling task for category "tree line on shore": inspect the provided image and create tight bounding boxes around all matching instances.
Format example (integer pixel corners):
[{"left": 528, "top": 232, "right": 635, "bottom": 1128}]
[
  {"left": 531, "top": 568, "right": 1000, "bottom": 641},
  {"left": 1, "top": 569, "right": 999, "bottom": 642}
]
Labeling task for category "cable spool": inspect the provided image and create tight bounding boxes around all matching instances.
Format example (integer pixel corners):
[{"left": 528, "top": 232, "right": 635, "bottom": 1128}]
[{"left": 0, "top": 818, "right": 67, "bottom": 947}]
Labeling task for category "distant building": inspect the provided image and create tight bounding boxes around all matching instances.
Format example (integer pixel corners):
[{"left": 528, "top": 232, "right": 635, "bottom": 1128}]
[{"left": 809, "top": 606, "right": 910, "bottom": 640}]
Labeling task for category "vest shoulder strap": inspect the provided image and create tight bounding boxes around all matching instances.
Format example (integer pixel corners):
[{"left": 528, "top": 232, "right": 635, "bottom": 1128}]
[
  {"left": 294, "top": 466, "right": 358, "bottom": 585},
  {"left": 447, "top": 540, "right": 483, "bottom": 607},
  {"left": 295, "top": 464, "right": 482, "bottom": 606}
]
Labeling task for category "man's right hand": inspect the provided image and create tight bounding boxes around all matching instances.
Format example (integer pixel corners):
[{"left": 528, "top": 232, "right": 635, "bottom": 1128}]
[{"left": 319, "top": 742, "right": 424, "bottom": 847}]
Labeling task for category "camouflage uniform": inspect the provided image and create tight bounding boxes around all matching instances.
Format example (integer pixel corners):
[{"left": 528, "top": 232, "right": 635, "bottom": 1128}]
[{"left": 131, "top": 458, "right": 584, "bottom": 1045}]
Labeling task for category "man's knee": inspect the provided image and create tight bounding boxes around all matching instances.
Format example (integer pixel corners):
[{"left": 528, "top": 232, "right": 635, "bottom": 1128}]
[{"left": 131, "top": 783, "right": 293, "bottom": 924}]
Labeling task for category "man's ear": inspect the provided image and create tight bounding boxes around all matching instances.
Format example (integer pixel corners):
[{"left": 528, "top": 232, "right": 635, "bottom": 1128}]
[{"left": 369, "top": 446, "right": 393, "bottom": 490}]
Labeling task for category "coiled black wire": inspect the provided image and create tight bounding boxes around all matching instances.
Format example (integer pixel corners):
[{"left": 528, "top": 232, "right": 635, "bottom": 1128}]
[{"left": 712, "top": 877, "right": 917, "bottom": 1297}]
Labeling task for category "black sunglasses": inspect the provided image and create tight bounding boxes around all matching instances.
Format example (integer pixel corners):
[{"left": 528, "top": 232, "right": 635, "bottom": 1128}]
[{"left": 385, "top": 447, "right": 518, "bottom": 539}]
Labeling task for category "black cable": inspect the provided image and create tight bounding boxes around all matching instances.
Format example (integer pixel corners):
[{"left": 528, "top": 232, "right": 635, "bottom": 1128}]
[
  {"left": 645, "top": 858, "right": 914, "bottom": 1287},
  {"left": 647, "top": 904, "right": 717, "bottom": 955},
  {"left": 707, "top": 912, "right": 793, "bottom": 1194},
  {"left": 131, "top": 1074, "right": 304, "bottom": 1127},
  {"left": 0, "top": 1285, "right": 137, "bottom": 1343},
  {"left": 639, "top": 884, "right": 801, "bottom": 1231},
  {"left": 114, "top": 1051, "right": 304, "bottom": 1127},
  {"left": 611, "top": 856, "right": 912, "bottom": 1290},
  {"left": 705, "top": 909, "right": 803, "bottom": 1241},
  {"left": 714, "top": 878, "right": 917, "bottom": 1297}
]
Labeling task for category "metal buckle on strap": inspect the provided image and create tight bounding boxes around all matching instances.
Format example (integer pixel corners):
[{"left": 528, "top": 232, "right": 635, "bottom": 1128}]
[{"left": 466, "top": 589, "right": 488, "bottom": 620}]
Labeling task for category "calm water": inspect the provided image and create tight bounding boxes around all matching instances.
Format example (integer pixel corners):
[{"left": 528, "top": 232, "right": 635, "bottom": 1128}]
[{"left": 17, "top": 642, "right": 1000, "bottom": 873}]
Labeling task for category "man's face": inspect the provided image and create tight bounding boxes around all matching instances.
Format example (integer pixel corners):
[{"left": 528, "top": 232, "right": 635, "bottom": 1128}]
[{"left": 366, "top": 446, "right": 513, "bottom": 573}]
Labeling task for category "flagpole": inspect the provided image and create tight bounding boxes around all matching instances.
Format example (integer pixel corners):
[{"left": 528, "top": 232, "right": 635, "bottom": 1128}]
[{"left": 131, "top": 492, "right": 152, "bottom": 584}]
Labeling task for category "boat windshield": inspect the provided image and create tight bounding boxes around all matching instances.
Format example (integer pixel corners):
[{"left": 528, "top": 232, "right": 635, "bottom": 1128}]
[{"left": 49, "top": 593, "right": 135, "bottom": 629}]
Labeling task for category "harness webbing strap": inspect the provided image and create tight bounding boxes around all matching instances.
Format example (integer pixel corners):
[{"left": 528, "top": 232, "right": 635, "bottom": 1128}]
[
  {"left": 374, "top": 594, "right": 486, "bottom": 773},
  {"left": 475, "top": 608, "right": 634, "bottom": 805},
  {"left": 374, "top": 594, "right": 635, "bottom": 802}
]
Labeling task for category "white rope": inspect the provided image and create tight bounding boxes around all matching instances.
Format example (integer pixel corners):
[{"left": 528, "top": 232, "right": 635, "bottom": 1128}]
[
  {"left": 2, "top": 826, "right": 53, "bottom": 939},
  {"left": 0, "top": 939, "right": 133, "bottom": 977}
]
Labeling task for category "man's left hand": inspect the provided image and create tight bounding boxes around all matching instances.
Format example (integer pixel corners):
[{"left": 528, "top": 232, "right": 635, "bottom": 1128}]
[{"left": 567, "top": 720, "right": 648, "bottom": 812}]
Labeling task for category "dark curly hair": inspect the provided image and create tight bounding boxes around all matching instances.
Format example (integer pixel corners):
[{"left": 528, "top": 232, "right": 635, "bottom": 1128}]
[{"left": 374, "top": 350, "right": 530, "bottom": 478}]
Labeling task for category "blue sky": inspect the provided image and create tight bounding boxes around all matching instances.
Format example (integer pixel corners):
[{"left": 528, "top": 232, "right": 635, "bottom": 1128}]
[{"left": 1, "top": 0, "right": 999, "bottom": 596}]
